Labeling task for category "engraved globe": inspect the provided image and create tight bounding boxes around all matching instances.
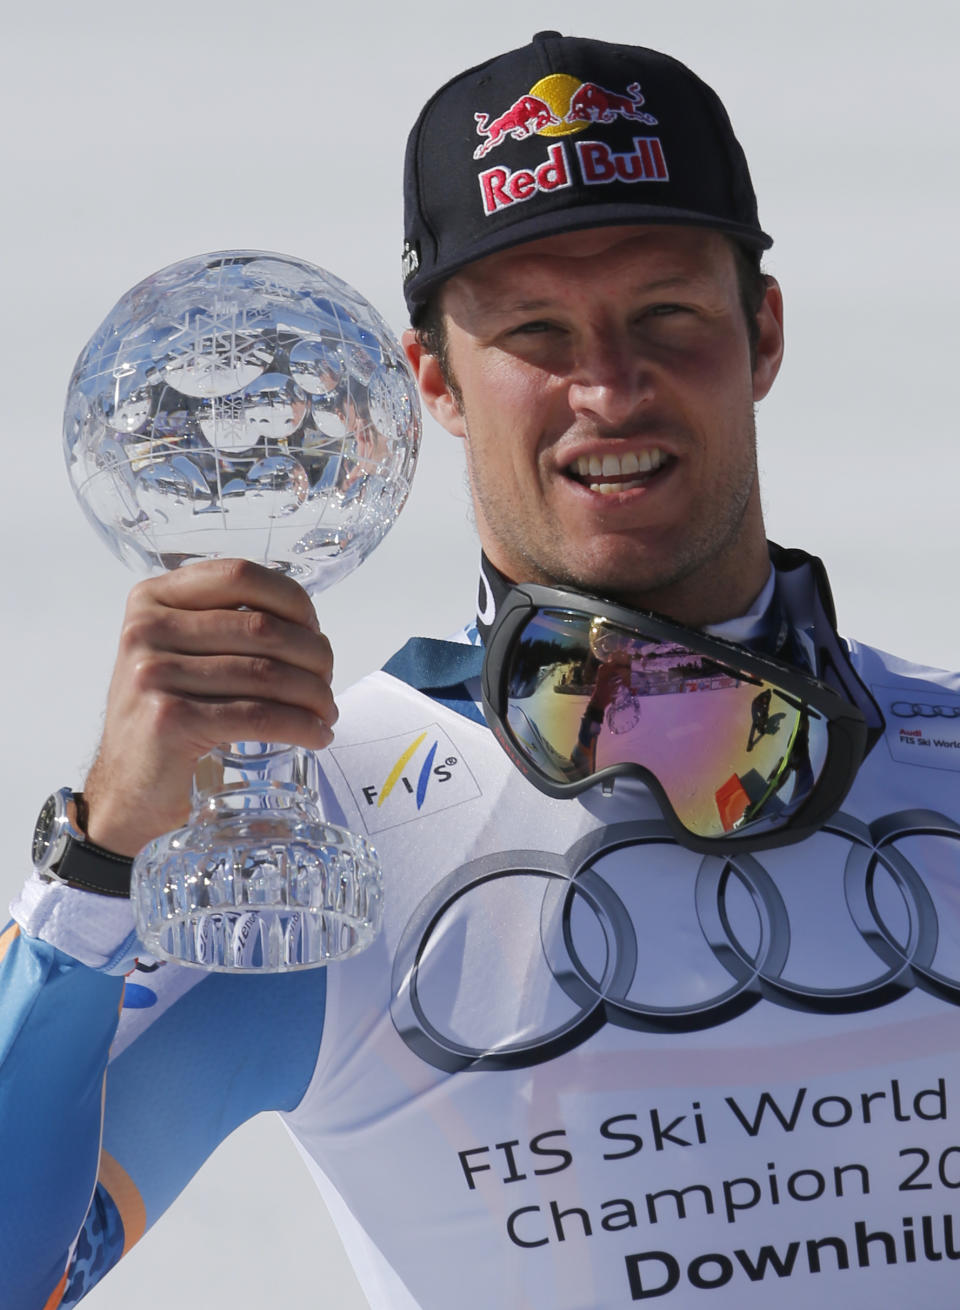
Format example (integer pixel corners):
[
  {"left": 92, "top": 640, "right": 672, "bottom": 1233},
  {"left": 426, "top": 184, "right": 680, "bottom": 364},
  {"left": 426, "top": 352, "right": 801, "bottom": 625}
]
[{"left": 64, "top": 251, "right": 420, "bottom": 971}]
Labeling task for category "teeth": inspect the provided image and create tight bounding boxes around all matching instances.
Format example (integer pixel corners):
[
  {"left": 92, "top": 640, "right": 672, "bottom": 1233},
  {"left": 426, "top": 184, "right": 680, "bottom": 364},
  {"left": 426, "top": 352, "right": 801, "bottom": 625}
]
[{"left": 573, "top": 448, "right": 666, "bottom": 481}]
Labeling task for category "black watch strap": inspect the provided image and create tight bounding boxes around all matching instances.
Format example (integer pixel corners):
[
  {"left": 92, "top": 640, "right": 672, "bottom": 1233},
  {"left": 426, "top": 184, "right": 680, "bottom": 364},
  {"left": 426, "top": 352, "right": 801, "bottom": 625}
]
[{"left": 54, "top": 837, "right": 134, "bottom": 898}]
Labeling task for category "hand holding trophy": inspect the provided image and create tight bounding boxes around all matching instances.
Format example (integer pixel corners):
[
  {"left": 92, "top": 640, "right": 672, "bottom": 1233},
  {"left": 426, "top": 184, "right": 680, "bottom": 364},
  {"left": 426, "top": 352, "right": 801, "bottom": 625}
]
[{"left": 64, "top": 252, "right": 420, "bottom": 972}]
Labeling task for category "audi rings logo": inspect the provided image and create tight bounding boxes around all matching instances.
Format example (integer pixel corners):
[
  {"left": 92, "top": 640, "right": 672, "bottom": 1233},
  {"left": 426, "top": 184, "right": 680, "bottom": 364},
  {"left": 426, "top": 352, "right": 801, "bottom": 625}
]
[
  {"left": 390, "top": 810, "right": 960, "bottom": 1073},
  {"left": 891, "top": 703, "right": 960, "bottom": 719}
]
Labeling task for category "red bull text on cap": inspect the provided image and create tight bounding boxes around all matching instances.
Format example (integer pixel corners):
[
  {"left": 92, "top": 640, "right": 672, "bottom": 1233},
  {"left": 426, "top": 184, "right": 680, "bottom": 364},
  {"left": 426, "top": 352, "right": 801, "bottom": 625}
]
[{"left": 402, "top": 32, "right": 772, "bottom": 319}]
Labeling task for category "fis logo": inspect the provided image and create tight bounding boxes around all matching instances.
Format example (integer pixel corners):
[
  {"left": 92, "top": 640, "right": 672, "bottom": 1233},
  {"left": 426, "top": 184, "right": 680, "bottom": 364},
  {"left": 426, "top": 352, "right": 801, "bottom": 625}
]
[
  {"left": 362, "top": 731, "right": 454, "bottom": 809},
  {"left": 330, "top": 725, "right": 482, "bottom": 833}
]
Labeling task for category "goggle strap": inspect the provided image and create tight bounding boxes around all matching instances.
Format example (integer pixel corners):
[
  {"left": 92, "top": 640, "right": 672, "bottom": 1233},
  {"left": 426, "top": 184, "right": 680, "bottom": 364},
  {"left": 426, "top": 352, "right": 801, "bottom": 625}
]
[{"left": 774, "top": 550, "right": 884, "bottom": 752}]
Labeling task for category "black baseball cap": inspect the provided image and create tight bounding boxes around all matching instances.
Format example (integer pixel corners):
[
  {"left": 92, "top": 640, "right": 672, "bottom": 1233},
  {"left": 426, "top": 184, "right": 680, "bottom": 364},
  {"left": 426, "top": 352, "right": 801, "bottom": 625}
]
[{"left": 402, "top": 31, "right": 772, "bottom": 320}]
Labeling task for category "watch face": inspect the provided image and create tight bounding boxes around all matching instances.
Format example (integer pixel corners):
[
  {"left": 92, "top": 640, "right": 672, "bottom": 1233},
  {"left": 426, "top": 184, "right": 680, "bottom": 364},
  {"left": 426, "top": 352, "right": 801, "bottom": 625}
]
[{"left": 32, "top": 794, "right": 59, "bottom": 868}]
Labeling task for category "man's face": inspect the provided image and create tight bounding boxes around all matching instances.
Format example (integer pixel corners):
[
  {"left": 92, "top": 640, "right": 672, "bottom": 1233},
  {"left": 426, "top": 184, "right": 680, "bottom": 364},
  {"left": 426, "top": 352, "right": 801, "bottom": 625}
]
[{"left": 404, "top": 225, "right": 783, "bottom": 625}]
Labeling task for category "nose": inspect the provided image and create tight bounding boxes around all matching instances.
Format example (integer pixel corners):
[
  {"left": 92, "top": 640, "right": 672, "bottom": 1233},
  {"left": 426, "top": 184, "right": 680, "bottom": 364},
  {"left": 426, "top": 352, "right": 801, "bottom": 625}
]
[{"left": 566, "top": 327, "right": 653, "bottom": 428}]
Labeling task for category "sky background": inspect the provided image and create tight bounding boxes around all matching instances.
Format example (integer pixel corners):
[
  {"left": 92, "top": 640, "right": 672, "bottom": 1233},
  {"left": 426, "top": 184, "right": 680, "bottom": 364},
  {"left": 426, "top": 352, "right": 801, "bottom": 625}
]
[{"left": 2, "top": 1, "right": 957, "bottom": 1305}]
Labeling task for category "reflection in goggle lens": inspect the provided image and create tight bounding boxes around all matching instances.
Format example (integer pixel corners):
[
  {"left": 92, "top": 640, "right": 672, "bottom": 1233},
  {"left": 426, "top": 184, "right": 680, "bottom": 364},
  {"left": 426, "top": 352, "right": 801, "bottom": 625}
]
[{"left": 505, "top": 610, "right": 829, "bottom": 840}]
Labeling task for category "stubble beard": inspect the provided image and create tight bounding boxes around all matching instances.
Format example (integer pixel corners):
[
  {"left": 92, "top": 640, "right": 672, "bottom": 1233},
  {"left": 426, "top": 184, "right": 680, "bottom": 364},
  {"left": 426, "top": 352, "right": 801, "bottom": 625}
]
[{"left": 463, "top": 405, "right": 764, "bottom": 618}]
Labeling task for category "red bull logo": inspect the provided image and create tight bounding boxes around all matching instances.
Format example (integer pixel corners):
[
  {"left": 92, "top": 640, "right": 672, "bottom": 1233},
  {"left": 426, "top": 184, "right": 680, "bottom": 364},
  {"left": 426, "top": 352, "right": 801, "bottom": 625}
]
[
  {"left": 473, "top": 73, "right": 668, "bottom": 217},
  {"left": 474, "top": 95, "right": 561, "bottom": 160},
  {"left": 473, "top": 74, "right": 658, "bottom": 159},
  {"left": 479, "top": 143, "right": 572, "bottom": 216},
  {"left": 566, "top": 80, "right": 658, "bottom": 126},
  {"left": 577, "top": 136, "right": 668, "bottom": 186}
]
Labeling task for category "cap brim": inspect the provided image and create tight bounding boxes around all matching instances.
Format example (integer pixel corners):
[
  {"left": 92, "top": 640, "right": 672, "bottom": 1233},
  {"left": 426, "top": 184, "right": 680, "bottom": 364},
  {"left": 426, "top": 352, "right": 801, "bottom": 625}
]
[{"left": 407, "top": 203, "right": 773, "bottom": 318}]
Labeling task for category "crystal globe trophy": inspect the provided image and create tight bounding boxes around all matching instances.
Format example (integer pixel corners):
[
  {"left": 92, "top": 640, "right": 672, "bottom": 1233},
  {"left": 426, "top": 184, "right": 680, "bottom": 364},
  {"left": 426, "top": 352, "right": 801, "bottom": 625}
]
[{"left": 64, "top": 251, "right": 420, "bottom": 971}]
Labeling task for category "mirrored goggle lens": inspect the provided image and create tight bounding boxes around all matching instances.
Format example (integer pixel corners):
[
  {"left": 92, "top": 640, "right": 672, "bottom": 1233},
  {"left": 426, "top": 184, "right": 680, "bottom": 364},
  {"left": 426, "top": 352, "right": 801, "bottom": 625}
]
[{"left": 503, "top": 609, "right": 830, "bottom": 841}]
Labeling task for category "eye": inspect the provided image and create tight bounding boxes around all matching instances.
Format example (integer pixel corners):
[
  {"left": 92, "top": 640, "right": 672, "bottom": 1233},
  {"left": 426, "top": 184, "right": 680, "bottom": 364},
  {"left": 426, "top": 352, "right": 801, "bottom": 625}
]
[
  {"left": 644, "top": 303, "right": 690, "bottom": 318},
  {"left": 507, "top": 319, "right": 561, "bottom": 337}
]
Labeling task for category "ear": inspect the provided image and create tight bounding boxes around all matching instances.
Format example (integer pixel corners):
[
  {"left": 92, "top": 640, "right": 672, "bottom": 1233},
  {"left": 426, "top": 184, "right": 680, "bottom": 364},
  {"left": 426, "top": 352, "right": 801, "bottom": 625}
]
[
  {"left": 402, "top": 328, "right": 467, "bottom": 438},
  {"left": 751, "top": 276, "right": 784, "bottom": 402}
]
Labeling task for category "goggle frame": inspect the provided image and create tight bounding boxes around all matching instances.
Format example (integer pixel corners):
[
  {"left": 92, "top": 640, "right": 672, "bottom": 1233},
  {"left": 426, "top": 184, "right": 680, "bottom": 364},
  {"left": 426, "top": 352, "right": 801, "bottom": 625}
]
[{"left": 481, "top": 583, "right": 869, "bottom": 854}]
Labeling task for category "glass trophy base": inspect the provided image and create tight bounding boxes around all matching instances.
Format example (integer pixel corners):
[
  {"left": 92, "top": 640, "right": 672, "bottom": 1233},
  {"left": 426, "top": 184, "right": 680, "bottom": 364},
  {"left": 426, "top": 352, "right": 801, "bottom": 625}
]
[{"left": 131, "top": 807, "right": 382, "bottom": 972}]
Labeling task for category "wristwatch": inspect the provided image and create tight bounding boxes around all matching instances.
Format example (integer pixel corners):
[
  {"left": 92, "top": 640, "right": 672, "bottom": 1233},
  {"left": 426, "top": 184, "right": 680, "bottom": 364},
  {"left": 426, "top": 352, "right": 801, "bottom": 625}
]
[{"left": 31, "top": 788, "right": 133, "bottom": 898}]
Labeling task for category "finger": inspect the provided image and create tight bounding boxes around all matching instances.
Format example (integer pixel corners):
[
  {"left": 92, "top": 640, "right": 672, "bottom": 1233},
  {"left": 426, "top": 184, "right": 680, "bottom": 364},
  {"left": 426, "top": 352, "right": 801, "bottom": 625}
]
[
  {"left": 150, "top": 694, "right": 336, "bottom": 754},
  {"left": 124, "top": 605, "right": 334, "bottom": 679},
  {"left": 133, "top": 653, "right": 339, "bottom": 726},
  {"left": 143, "top": 559, "right": 321, "bottom": 631}
]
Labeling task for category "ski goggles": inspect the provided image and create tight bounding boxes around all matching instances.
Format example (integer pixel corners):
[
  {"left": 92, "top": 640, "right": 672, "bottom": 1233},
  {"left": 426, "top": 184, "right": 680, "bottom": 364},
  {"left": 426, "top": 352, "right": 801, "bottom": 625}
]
[{"left": 481, "top": 584, "right": 869, "bottom": 853}]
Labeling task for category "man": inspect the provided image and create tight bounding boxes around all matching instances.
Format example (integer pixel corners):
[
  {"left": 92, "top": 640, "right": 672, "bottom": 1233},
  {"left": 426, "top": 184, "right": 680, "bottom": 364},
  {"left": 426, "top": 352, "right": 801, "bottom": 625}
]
[{"left": 3, "top": 31, "right": 959, "bottom": 1310}]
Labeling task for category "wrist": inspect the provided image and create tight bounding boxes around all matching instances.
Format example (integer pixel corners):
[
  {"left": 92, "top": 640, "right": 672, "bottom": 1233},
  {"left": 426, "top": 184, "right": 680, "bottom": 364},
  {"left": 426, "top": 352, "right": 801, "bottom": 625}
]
[
  {"left": 83, "top": 805, "right": 150, "bottom": 859},
  {"left": 84, "top": 763, "right": 190, "bottom": 857}
]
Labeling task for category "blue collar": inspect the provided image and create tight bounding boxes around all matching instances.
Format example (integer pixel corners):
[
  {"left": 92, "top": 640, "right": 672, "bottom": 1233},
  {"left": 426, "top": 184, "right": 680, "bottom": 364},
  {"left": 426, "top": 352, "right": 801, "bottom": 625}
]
[{"left": 382, "top": 638, "right": 486, "bottom": 725}]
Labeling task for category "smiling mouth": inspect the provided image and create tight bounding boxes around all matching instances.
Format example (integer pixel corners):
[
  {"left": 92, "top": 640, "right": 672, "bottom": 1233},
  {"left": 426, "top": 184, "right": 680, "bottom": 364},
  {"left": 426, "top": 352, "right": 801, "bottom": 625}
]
[{"left": 566, "top": 447, "right": 673, "bottom": 495}]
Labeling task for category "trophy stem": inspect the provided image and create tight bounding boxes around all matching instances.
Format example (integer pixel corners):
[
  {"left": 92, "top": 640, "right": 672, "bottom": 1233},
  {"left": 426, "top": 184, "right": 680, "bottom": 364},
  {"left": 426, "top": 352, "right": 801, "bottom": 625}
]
[
  {"left": 191, "top": 740, "right": 322, "bottom": 818},
  {"left": 130, "top": 742, "right": 382, "bottom": 972}
]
